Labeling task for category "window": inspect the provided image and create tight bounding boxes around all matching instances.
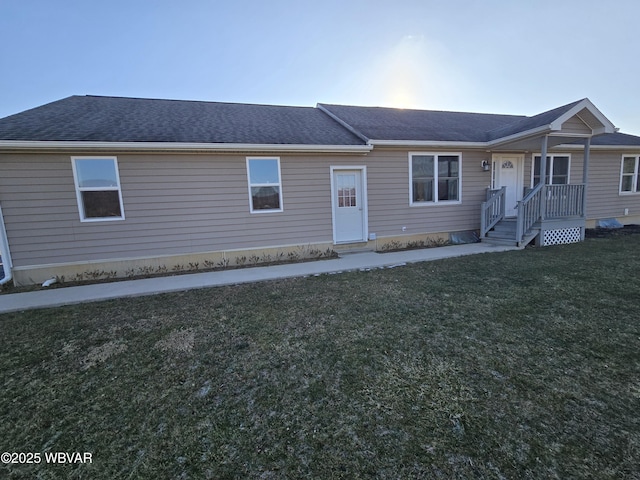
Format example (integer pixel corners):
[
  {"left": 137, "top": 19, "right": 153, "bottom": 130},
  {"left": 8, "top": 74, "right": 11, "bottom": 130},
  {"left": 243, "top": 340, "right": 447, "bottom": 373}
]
[
  {"left": 72, "top": 157, "right": 124, "bottom": 221},
  {"left": 620, "top": 156, "right": 640, "bottom": 194},
  {"left": 246, "top": 157, "right": 283, "bottom": 212},
  {"left": 532, "top": 155, "right": 570, "bottom": 186},
  {"left": 410, "top": 153, "right": 461, "bottom": 205}
]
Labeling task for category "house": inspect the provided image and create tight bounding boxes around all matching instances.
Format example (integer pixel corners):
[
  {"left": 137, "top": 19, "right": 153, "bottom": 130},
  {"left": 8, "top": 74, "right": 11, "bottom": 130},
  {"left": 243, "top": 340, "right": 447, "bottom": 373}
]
[{"left": 0, "top": 95, "right": 639, "bottom": 286}]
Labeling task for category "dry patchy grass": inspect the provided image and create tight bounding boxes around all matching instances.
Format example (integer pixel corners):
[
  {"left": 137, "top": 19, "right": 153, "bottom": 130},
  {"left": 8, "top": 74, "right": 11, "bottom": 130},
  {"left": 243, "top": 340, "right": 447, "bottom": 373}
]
[{"left": 1, "top": 234, "right": 639, "bottom": 478}]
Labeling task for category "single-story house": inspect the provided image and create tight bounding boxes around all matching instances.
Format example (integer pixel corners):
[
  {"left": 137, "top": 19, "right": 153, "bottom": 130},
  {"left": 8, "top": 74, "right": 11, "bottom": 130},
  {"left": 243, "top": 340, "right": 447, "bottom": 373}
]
[{"left": 0, "top": 95, "right": 639, "bottom": 286}]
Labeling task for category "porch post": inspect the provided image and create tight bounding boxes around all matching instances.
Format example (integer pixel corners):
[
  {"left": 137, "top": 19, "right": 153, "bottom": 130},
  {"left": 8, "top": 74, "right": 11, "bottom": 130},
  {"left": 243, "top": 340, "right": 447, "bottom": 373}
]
[
  {"left": 581, "top": 137, "right": 591, "bottom": 239},
  {"left": 540, "top": 135, "right": 548, "bottom": 183},
  {"left": 539, "top": 135, "right": 548, "bottom": 219}
]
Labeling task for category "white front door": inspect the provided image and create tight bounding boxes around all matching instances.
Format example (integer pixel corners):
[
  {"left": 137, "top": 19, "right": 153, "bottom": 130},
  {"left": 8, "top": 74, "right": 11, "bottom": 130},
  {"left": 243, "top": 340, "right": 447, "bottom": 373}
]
[
  {"left": 493, "top": 154, "right": 524, "bottom": 217},
  {"left": 332, "top": 168, "right": 367, "bottom": 243}
]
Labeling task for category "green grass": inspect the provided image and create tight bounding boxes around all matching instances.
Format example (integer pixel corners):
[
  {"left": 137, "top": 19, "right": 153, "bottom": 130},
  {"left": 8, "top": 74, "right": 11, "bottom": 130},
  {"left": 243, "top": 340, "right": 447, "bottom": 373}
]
[{"left": 1, "top": 235, "right": 639, "bottom": 479}]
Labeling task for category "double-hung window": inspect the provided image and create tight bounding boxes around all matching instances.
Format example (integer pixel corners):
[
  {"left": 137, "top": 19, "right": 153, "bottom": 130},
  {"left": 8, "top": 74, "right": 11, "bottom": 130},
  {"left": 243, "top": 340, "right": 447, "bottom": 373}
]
[
  {"left": 532, "top": 155, "right": 570, "bottom": 186},
  {"left": 620, "top": 155, "right": 640, "bottom": 194},
  {"left": 246, "top": 157, "right": 283, "bottom": 213},
  {"left": 72, "top": 157, "right": 125, "bottom": 221},
  {"left": 410, "top": 153, "right": 461, "bottom": 205}
]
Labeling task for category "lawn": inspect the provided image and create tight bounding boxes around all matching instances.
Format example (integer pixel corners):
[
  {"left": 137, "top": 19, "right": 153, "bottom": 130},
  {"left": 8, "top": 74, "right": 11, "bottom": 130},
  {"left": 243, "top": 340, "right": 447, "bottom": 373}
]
[{"left": 1, "top": 234, "right": 639, "bottom": 479}]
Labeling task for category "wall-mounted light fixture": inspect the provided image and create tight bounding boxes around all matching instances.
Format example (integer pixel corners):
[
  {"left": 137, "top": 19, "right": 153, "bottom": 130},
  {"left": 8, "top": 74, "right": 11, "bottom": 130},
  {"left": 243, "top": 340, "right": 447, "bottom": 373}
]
[{"left": 481, "top": 160, "right": 490, "bottom": 172}]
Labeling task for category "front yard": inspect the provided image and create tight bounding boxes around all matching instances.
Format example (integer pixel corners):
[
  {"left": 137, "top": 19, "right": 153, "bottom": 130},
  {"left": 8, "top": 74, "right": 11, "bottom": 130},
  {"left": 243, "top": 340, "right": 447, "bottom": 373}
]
[{"left": 1, "top": 234, "right": 639, "bottom": 479}]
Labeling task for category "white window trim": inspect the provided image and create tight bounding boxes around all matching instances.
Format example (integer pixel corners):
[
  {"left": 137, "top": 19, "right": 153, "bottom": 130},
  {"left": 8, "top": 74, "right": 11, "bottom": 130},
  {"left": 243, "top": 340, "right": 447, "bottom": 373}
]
[
  {"left": 71, "top": 156, "right": 125, "bottom": 222},
  {"left": 246, "top": 157, "right": 284, "bottom": 213},
  {"left": 408, "top": 152, "right": 462, "bottom": 206},
  {"left": 530, "top": 153, "right": 571, "bottom": 187},
  {"left": 619, "top": 155, "right": 640, "bottom": 195}
]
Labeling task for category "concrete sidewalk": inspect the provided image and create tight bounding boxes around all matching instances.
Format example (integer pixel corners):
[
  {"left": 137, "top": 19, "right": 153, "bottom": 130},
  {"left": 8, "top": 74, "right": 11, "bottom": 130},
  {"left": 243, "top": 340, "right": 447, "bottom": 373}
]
[{"left": 0, "top": 243, "right": 519, "bottom": 314}]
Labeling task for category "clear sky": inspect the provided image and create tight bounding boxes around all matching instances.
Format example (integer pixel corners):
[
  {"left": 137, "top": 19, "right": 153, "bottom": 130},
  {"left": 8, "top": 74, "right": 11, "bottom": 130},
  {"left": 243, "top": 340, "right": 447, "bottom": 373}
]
[{"left": 2, "top": 0, "right": 639, "bottom": 134}]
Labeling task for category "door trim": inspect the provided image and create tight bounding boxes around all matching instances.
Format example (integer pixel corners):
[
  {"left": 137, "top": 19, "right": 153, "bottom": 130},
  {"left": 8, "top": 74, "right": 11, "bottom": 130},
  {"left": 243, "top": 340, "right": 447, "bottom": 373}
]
[
  {"left": 492, "top": 154, "right": 524, "bottom": 217},
  {"left": 330, "top": 166, "right": 368, "bottom": 244}
]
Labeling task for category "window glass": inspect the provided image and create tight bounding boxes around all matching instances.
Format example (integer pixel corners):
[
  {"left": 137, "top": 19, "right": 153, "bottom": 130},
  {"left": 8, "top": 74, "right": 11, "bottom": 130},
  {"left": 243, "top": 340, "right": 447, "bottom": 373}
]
[
  {"left": 623, "top": 157, "right": 636, "bottom": 174},
  {"left": 248, "top": 159, "right": 280, "bottom": 184},
  {"left": 247, "top": 158, "right": 283, "bottom": 212},
  {"left": 337, "top": 174, "right": 357, "bottom": 208},
  {"left": 75, "top": 159, "right": 119, "bottom": 187},
  {"left": 552, "top": 156, "right": 569, "bottom": 184},
  {"left": 412, "top": 155, "right": 434, "bottom": 202},
  {"left": 411, "top": 153, "right": 460, "bottom": 204},
  {"left": 81, "top": 191, "right": 122, "bottom": 218},
  {"left": 533, "top": 155, "right": 569, "bottom": 186},
  {"left": 72, "top": 157, "right": 124, "bottom": 221},
  {"left": 621, "top": 175, "right": 634, "bottom": 192},
  {"left": 620, "top": 156, "right": 639, "bottom": 193}
]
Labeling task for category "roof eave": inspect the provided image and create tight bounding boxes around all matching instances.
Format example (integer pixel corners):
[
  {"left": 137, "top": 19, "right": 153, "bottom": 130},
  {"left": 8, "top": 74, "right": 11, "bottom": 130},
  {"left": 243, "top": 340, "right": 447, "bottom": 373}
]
[
  {"left": 0, "top": 140, "right": 372, "bottom": 154},
  {"left": 368, "top": 139, "right": 487, "bottom": 148},
  {"left": 554, "top": 142, "right": 640, "bottom": 150},
  {"left": 487, "top": 125, "right": 551, "bottom": 148}
]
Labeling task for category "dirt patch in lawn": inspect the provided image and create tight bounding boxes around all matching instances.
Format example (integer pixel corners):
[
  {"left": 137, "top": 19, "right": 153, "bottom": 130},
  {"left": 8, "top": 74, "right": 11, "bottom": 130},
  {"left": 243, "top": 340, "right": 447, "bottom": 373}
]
[
  {"left": 81, "top": 340, "right": 127, "bottom": 370},
  {"left": 154, "top": 328, "right": 196, "bottom": 354}
]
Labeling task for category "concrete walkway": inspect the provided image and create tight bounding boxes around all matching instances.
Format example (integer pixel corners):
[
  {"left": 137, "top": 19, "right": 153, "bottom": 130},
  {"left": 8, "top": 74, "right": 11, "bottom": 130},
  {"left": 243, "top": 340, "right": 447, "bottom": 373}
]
[{"left": 0, "top": 243, "right": 519, "bottom": 314}]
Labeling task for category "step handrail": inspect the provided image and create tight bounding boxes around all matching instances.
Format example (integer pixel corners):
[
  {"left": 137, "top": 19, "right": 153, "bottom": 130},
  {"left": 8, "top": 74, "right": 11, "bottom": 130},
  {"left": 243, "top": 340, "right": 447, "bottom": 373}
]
[
  {"left": 516, "top": 183, "right": 543, "bottom": 244},
  {"left": 480, "top": 187, "right": 506, "bottom": 238}
]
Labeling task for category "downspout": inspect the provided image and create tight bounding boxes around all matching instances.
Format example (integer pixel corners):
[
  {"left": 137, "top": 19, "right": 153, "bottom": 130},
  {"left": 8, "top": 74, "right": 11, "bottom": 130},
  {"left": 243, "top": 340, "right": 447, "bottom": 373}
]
[{"left": 0, "top": 204, "right": 13, "bottom": 286}]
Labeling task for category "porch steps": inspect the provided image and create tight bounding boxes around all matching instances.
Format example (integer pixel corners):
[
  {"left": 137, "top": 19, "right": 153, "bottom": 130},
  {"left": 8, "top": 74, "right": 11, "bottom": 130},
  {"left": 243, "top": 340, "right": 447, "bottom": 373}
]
[{"left": 482, "top": 219, "right": 539, "bottom": 247}]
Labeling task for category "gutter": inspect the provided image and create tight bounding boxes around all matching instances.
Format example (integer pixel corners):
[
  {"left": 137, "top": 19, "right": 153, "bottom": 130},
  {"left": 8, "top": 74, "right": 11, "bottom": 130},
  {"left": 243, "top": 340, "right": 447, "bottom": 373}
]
[
  {"left": 0, "top": 140, "right": 372, "bottom": 154},
  {"left": 0, "top": 204, "right": 13, "bottom": 286}
]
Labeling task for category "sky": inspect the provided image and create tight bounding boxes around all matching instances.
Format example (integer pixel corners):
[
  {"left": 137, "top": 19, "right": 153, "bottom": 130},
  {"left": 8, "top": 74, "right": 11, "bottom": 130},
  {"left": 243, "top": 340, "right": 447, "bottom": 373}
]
[{"left": 1, "top": 0, "right": 639, "bottom": 133}]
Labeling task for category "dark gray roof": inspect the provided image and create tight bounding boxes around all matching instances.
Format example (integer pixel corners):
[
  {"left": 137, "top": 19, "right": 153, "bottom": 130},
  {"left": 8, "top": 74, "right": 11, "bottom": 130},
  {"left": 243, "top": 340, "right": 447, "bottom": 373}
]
[
  {"left": 590, "top": 132, "right": 640, "bottom": 146},
  {"left": 1, "top": 95, "right": 639, "bottom": 148},
  {"left": 0, "top": 95, "right": 366, "bottom": 146},
  {"left": 486, "top": 99, "right": 584, "bottom": 140},
  {"left": 319, "top": 103, "right": 525, "bottom": 142}
]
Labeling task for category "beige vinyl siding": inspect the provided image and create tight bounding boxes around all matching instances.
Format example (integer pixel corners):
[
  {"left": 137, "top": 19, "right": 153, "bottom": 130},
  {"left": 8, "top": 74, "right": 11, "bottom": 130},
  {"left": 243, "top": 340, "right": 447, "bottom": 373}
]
[
  {"left": 365, "top": 148, "right": 489, "bottom": 236},
  {"left": 0, "top": 153, "right": 339, "bottom": 267},
  {"left": 1, "top": 148, "right": 496, "bottom": 269},
  {"left": 560, "top": 116, "right": 592, "bottom": 135},
  {"left": 586, "top": 151, "right": 640, "bottom": 220}
]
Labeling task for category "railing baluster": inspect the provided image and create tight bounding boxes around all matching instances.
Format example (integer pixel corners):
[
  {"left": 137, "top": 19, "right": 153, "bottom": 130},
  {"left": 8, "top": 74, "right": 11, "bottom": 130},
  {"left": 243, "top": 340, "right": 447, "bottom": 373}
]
[{"left": 542, "top": 184, "right": 585, "bottom": 219}]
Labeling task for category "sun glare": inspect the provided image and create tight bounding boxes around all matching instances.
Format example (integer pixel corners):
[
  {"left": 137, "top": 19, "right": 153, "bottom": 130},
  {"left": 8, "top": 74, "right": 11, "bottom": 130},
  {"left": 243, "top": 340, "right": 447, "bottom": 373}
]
[{"left": 366, "top": 35, "right": 459, "bottom": 110}]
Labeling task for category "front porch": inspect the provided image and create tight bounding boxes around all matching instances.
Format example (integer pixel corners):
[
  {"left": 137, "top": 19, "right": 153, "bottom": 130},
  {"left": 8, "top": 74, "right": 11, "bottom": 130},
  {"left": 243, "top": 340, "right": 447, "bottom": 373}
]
[
  {"left": 481, "top": 183, "right": 586, "bottom": 247},
  {"left": 478, "top": 98, "right": 616, "bottom": 247}
]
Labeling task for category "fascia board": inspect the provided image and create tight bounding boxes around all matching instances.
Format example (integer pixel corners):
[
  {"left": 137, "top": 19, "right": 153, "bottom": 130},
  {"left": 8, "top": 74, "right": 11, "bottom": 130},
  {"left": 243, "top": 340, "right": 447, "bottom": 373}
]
[
  {"left": 0, "top": 140, "right": 372, "bottom": 154},
  {"left": 486, "top": 125, "right": 551, "bottom": 148},
  {"left": 554, "top": 143, "right": 640, "bottom": 151},
  {"left": 368, "top": 139, "right": 487, "bottom": 148}
]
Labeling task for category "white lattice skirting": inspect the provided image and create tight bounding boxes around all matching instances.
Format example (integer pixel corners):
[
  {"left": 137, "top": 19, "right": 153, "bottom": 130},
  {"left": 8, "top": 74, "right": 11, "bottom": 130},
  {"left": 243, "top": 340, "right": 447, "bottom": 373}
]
[{"left": 543, "top": 227, "right": 582, "bottom": 246}]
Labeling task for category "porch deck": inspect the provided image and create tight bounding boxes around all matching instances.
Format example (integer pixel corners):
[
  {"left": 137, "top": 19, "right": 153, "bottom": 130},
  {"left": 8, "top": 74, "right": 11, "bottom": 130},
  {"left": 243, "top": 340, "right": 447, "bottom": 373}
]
[{"left": 481, "top": 184, "right": 586, "bottom": 247}]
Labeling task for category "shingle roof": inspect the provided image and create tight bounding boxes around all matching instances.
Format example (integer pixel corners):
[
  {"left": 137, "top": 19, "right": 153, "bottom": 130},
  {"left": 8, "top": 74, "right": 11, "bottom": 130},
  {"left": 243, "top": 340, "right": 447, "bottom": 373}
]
[
  {"left": 319, "top": 100, "right": 640, "bottom": 146},
  {"left": 1, "top": 95, "right": 639, "bottom": 148},
  {"left": 0, "top": 95, "right": 366, "bottom": 146},
  {"left": 485, "top": 99, "right": 584, "bottom": 140},
  {"left": 589, "top": 132, "right": 640, "bottom": 146},
  {"left": 318, "top": 103, "right": 525, "bottom": 142}
]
